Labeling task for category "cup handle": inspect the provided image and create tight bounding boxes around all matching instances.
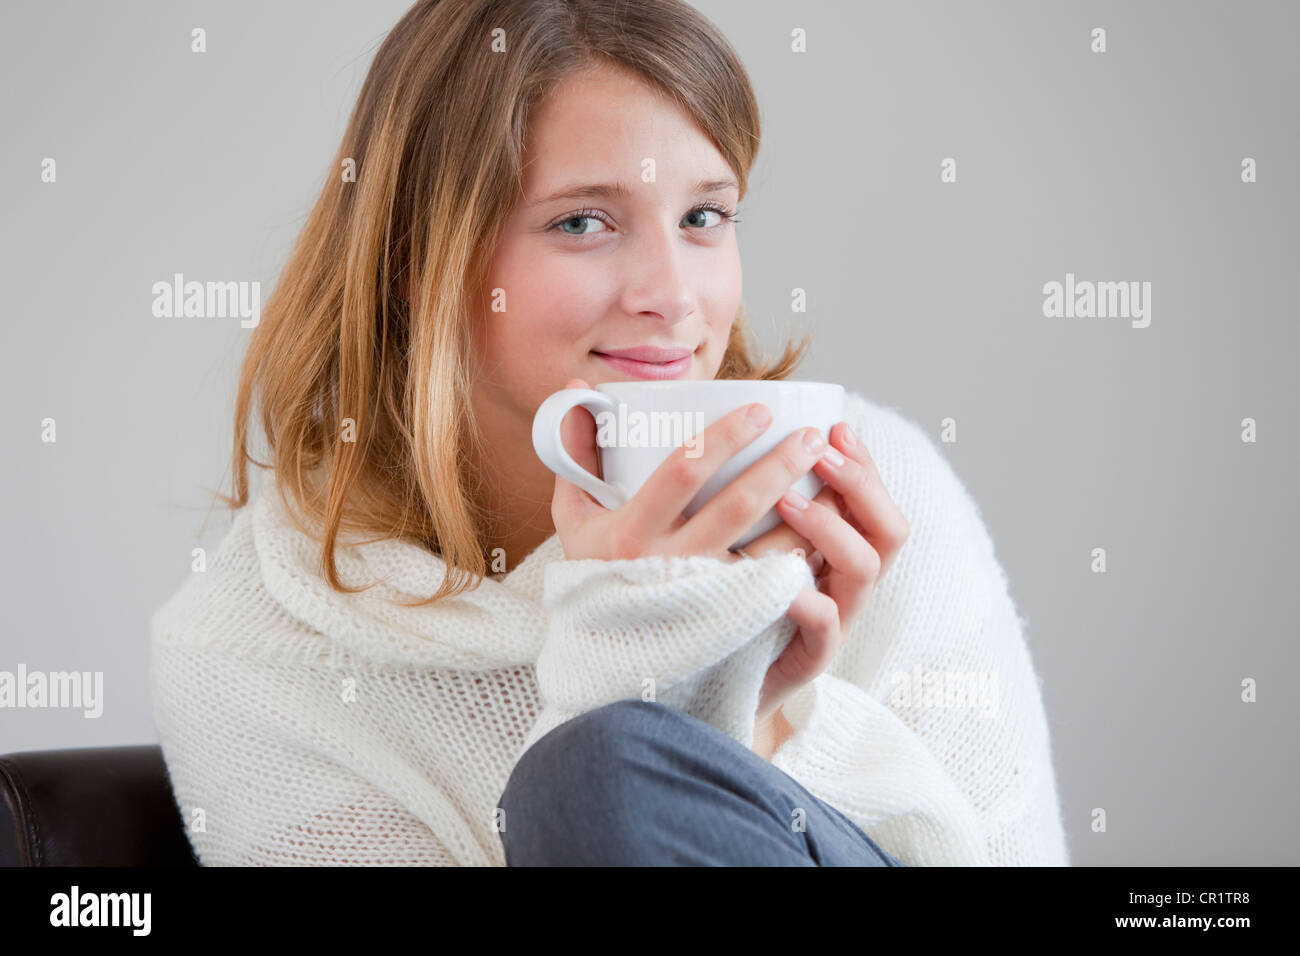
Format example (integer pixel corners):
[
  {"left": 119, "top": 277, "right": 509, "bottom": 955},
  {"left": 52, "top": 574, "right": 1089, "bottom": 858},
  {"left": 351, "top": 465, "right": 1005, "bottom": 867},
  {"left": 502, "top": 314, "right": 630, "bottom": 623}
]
[{"left": 531, "top": 389, "right": 629, "bottom": 510}]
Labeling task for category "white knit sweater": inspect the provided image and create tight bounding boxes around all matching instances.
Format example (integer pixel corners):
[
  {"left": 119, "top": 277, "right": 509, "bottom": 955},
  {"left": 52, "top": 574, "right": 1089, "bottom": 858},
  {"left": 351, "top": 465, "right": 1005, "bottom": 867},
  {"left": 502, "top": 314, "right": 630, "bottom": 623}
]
[{"left": 149, "top": 389, "right": 1070, "bottom": 866}]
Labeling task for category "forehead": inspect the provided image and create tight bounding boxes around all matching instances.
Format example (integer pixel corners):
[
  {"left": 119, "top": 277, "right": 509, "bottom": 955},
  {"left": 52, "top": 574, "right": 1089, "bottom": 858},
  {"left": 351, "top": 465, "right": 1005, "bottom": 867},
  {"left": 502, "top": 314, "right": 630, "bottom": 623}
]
[{"left": 521, "top": 67, "right": 731, "bottom": 196}]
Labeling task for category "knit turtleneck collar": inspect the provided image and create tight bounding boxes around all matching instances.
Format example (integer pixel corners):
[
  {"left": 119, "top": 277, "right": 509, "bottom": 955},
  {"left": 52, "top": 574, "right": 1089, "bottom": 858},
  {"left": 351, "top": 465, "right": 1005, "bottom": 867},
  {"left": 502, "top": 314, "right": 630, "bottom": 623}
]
[{"left": 250, "top": 482, "right": 564, "bottom": 670}]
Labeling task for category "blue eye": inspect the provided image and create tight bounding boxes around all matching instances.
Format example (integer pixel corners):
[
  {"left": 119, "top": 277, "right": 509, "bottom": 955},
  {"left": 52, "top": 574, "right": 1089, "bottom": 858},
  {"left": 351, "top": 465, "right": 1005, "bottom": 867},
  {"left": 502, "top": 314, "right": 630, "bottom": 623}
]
[
  {"left": 548, "top": 202, "right": 740, "bottom": 239},
  {"left": 551, "top": 210, "right": 610, "bottom": 237}
]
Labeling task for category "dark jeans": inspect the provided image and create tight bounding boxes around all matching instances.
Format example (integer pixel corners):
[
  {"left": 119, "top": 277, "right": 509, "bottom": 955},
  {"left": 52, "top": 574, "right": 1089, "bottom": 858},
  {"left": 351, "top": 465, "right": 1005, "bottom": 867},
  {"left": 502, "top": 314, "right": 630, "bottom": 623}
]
[{"left": 499, "top": 698, "right": 906, "bottom": 866}]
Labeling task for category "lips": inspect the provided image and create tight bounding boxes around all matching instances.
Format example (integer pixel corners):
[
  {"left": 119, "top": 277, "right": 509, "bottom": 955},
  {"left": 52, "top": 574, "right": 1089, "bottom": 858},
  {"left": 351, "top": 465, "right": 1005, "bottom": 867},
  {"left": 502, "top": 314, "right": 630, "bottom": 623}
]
[
  {"left": 592, "top": 345, "right": 695, "bottom": 380},
  {"left": 593, "top": 345, "right": 694, "bottom": 363}
]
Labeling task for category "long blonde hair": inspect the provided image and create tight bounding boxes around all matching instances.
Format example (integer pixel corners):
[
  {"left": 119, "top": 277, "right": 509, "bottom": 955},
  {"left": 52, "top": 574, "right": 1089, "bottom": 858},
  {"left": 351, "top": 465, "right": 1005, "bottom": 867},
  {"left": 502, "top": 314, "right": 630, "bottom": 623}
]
[{"left": 217, "top": 0, "right": 812, "bottom": 605}]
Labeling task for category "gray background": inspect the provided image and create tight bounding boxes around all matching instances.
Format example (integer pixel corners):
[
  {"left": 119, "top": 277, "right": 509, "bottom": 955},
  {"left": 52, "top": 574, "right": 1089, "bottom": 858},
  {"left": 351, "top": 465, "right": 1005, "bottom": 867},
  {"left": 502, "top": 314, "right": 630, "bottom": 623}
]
[{"left": 2, "top": 0, "right": 1295, "bottom": 865}]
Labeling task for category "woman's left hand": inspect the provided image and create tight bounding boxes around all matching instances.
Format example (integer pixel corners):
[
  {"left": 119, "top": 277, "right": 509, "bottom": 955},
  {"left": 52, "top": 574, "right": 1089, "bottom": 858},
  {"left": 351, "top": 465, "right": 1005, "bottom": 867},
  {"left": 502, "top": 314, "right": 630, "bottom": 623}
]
[{"left": 747, "top": 420, "right": 911, "bottom": 739}]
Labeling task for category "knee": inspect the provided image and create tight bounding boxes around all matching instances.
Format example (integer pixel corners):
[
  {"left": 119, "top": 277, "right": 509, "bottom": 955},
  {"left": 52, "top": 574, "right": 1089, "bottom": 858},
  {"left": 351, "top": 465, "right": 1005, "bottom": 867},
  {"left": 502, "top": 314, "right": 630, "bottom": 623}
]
[
  {"left": 556, "top": 697, "right": 684, "bottom": 753},
  {"left": 498, "top": 700, "right": 682, "bottom": 844},
  {"left": 504, "top": 699, "right": 677, "bottom": 799}
]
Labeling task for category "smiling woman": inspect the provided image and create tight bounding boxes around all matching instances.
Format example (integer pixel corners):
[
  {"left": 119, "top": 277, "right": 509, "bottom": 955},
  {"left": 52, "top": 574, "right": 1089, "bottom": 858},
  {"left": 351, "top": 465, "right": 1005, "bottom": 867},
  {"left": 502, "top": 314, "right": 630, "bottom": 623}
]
[
  {"left": 472, "top": 59, "right": 767, "bottom": 561},
  {"left": 224, "top": 0, "right": 810, "bottom": 592},
  {"left": 150, "top": 0, "right": 1069, "bottom": 870}
]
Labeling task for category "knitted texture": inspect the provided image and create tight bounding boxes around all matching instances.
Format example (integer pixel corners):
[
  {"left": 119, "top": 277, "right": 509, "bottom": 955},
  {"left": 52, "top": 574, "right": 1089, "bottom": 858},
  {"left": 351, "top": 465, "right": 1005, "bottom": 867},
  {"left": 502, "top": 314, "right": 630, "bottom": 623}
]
[{"left": 149, "top": 389, "right": 1070, "bottom": 866}]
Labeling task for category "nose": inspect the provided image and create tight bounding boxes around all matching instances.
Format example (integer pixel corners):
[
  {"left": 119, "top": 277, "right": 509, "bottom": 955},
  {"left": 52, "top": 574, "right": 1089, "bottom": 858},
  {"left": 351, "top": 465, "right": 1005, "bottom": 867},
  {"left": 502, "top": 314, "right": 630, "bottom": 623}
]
[{"left": 617, "top": 227, "right": 696, "bottom": 324}]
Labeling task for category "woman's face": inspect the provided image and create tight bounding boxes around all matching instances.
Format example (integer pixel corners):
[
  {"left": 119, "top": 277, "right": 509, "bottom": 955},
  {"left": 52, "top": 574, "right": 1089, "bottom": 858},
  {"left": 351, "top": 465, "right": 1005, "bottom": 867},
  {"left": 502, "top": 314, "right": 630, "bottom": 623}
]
[{"left": 473, "top": 63, "right": 743, "bottom": 427}]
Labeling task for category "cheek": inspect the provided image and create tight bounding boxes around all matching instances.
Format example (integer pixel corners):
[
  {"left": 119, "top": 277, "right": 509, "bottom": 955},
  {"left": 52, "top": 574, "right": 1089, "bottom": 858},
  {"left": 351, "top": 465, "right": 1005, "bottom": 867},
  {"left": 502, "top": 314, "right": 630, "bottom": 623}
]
[
  {"left": 699, "top": 249, "right": 742, "bottom": 337},
  {"left": 489, "top": 242, "right": 609, "bottom": 352}
]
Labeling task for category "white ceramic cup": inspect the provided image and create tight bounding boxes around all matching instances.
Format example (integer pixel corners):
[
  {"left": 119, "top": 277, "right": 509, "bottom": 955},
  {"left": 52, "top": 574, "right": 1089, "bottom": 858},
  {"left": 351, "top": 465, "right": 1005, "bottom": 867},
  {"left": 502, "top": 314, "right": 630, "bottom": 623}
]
[{"left": 532, "top": 379, "right": 846, "bottom": 550}]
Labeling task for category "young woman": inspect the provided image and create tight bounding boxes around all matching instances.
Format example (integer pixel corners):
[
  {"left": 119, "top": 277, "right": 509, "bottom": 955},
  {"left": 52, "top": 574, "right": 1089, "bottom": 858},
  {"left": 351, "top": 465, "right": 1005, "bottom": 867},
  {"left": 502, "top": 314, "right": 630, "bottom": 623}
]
[{"left": 150, "top": 0, "right": 1070, "bottom": 866}]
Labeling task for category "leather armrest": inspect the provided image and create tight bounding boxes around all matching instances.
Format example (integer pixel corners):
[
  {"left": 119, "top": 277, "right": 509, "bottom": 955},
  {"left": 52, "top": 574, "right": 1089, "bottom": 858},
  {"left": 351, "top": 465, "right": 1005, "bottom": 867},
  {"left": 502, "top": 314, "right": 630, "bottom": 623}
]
[{"left": 0, "top": 745, "right": 199, "bottom": 867}]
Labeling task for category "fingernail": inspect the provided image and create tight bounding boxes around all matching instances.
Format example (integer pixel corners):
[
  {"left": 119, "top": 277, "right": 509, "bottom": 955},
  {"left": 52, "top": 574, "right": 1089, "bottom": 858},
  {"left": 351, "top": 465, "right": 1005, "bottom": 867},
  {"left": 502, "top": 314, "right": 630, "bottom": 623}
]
[
  {"left": 783, "top": 488, "right": 810, "bottom": 509},
  {"left": 747, "top": 403, "right": 772, "bottom": 428},
  {"left": 842, "top": 425, "right": 858, "bottom": 447},
  {"left": 822, "top": 447, "right": 845, "bottom": 467},
  {"left": 803, "top": 428, "right": 826, "bottom": 453}
]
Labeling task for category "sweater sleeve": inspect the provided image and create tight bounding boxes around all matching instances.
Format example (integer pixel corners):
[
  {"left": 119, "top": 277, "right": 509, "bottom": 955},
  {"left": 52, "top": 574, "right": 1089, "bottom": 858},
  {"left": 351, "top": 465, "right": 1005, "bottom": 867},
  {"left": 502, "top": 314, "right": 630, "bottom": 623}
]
[
  {"left": 765, "top": 397, "right": 1071, "bottom": 867},
  {"left": 769, "top": 671, "right": 992, "bottom": 865},
  {"left": 770, "top": 632, "right": 1069, "bottom": 867},
  {"left": 518, "top": 549, "right": 816, "bottom": 757}
]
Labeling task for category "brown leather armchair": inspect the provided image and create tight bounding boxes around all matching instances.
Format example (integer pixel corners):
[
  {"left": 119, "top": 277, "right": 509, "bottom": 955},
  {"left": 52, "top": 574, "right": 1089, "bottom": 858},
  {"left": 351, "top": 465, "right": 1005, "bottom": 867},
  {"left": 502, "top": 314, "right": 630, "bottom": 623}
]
[{"left": 0, "top": 745, "right": 199, "bottom": 866}]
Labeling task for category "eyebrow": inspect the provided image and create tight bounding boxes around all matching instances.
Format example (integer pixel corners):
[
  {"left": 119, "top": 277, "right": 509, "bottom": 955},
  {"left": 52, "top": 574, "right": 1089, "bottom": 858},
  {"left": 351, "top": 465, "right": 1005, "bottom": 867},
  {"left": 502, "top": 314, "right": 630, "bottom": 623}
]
[{"left": 527, "top": 177, "right": 739, "bottom": 206}]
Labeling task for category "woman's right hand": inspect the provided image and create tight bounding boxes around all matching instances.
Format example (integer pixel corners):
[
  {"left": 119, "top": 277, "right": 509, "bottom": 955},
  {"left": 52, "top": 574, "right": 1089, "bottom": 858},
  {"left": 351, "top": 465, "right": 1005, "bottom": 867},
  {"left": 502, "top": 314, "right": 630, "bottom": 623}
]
[{"left": 549, "top": 377, "right": 835, "bottom": 564}]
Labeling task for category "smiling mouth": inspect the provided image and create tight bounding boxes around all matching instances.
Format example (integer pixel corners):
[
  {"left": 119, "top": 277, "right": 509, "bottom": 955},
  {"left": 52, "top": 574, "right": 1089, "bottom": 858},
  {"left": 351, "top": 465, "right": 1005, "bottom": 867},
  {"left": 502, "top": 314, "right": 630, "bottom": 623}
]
[
  {"left": 589, "top": 344, "right": 699, "bottom": 363},
  {"left": 590, "top": 349, "right": 696, "bottom": 380},
  {"left": 591, "top": 353, "right": 680, "bottom": 364}
]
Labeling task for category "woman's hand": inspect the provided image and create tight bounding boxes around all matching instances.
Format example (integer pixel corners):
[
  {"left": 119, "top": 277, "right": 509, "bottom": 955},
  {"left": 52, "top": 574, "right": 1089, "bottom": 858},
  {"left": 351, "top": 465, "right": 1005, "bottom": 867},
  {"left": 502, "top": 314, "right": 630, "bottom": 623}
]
[
  {"left": 546, "top": 377, "right": 908, "bottom": 760},
  {"left": 549, "top": 378, "right": 838, "bottom": 565},
  {"left": 749, "top": 419, "right": 911, "bottom": 745}
]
